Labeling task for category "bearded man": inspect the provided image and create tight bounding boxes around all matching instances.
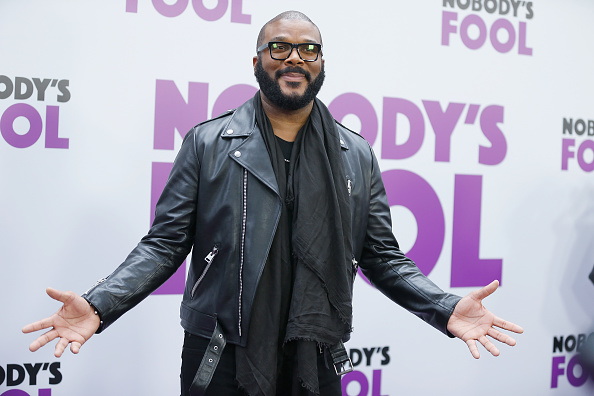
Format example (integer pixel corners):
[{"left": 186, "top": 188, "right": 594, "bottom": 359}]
[{"left": 23, "top": 10, "right": 523, "bottom": 396}]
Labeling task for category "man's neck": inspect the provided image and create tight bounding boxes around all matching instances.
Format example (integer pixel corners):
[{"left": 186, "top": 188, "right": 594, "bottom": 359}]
[{"left": 260, "top": 92, "right": 313, "bottom": 142}]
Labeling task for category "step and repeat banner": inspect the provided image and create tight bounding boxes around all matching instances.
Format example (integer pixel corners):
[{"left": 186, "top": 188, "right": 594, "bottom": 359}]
[{"left": 1, "top": 0, "right": 593, "bottom": 395}]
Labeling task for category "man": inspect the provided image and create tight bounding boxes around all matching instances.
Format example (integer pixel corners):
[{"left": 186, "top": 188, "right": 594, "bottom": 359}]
[{"left": 23, "top": 10, "right": 523, "bottom": 396}]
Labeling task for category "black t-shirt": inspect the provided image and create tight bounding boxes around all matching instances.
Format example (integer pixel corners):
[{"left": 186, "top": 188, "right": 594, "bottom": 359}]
[{"left": 275, "top": 135, "right": 294, "bottom": 177}]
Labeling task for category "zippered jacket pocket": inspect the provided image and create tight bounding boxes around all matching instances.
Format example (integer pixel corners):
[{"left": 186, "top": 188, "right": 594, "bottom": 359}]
[{"left": 191, "top": 244, "right": 219, "bottom": 298}]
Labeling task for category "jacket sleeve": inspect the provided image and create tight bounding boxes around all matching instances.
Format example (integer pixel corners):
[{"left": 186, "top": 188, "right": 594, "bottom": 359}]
[
  {"left": 358, "top": 147, "right": 461, "bottom": 337},
  {"left": 82, "top": 129, "right": 200, "bottom": 332}
]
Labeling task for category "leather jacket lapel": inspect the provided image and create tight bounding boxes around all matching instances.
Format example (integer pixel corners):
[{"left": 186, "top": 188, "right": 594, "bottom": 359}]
[{"left": 223, "top": 100, "right": 280, "bottom": 197}]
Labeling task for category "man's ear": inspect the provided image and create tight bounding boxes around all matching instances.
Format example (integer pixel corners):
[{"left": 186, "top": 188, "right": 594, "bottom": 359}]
[{"left": 253, "top": 56, "right": 258, "bottom": 69}]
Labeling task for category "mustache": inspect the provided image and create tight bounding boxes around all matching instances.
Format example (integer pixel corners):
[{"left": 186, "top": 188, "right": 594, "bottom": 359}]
[{"left": 275, "top": 67, "right": 311, "bottom": 82}]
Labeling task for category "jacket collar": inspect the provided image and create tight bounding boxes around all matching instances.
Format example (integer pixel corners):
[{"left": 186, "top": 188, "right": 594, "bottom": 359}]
[
  {"left": 222, "top": 98, "right": 280, "bottom": 196},
  {"left": 220, "top": 97, "right": 349, "bottom": 196}
]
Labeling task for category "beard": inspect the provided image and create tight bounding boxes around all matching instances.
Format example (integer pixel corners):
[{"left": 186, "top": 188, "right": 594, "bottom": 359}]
[{"left": 254, "top": 57, "right": 325, "bottom": 111}]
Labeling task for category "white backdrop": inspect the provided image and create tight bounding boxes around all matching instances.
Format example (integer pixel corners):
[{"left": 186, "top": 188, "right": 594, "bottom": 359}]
[{"left": 1, "top": 0, "right": 594, "bottom": 395}]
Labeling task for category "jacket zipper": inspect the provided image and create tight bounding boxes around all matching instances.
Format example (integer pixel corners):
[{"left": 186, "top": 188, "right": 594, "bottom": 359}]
[
  {"left": 191, "top": 245, "right": 219, "bottom": 298},
  {"left": 238, "top": 168, "right": 248, "bottom": 337},
  {"left": 352, "top": 256, "right": 358, "bottom": 281},
  {"left": 83, "top": 276, "right": 108, "bottom": 295}
]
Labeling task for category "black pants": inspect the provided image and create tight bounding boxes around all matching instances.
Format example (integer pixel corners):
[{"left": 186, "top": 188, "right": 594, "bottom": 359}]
[{"left": 180, "top": 332, "right": 342, "bottom": 396}]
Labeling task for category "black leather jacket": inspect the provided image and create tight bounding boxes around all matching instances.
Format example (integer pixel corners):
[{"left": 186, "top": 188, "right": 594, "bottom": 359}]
[{"left": 84, "top": 97, "right": 461, "bottom": 346}]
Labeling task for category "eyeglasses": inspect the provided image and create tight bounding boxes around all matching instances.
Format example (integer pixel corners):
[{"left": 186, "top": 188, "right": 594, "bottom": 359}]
[{"left": 257, "top": 41, "right": 322, "bottom": 62}]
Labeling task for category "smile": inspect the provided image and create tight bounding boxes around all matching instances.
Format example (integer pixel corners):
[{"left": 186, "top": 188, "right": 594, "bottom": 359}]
[{"left": 279, "top": 72, "right": 307, "bottom": 82}]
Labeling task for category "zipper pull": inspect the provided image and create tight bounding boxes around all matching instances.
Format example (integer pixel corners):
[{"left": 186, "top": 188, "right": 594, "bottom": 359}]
[
  {"left": 347, "top": 179, "right": 352, "bottom": 196},
  {"left": 205, "top": 246, "right": 219, "bottom": 264}
]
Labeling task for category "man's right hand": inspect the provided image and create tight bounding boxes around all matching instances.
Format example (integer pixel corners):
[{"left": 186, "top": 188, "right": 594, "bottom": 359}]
[{"left": 22, "top": 287, "right": 101, "bottom": 357}]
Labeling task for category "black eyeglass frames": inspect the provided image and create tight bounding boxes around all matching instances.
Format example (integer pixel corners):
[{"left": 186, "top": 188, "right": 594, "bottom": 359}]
[{"left": 257, "top": 41, "right": 322, "bottom": 62}]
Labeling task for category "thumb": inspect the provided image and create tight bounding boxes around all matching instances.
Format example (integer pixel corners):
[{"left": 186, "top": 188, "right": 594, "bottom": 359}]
[
  {"left": 45, "top": 287, "right": 74, "bottom": 304},
  {"left": 471, "top": 280, "right": 499, "bottom": 302}
]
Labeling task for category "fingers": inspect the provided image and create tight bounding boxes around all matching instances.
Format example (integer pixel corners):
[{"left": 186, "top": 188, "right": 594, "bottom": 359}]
[
  {"left": 466, "top": 340, "right": 480, "bottom": 359},
  {"left": 471, "top": 280, "right": 499, "bottom": 301},
  {"left": 54, "top": 337, "right": 70, "bottom": 358},
  {"left": 479, "top": 335, "right": 500, "bottom": 357},
  {"left": 23, "top": 287, "right": 72, "bottom": 333},
  {"left": 29, "top": 330, "right": 84, "bottom": 356},
  {"left": 28, "top": 329, "right": 58, "bottom": 352},
  {"left": 466, "top": 333, "right": 505, "bottom": 359},
  {"left": 24, "top": 289, "right": 87, "bottom": 357},
  {"left": 488, "top": 328, "right": 517, "bottom": 347},
  {"left": 71, "top": 341, "right": 82, "bottom": 354},
  {"left": 464, "top": 327, "right": 519, "bottom": 359},
  {"left": 493, "top": 316, "right": 524, "bottom": 334},
  {"left": 22, "top": 317, "right": 54, "bottom": 334}
]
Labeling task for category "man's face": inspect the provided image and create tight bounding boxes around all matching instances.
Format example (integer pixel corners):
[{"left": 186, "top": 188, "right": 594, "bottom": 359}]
[{"left": 253, "top": 19, "right": 325, "bottom": 111}]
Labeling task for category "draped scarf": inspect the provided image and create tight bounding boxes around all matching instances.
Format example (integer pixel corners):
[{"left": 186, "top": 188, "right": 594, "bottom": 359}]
[{"left": 235, "top": 93, "right": 353, "bottom": 395}]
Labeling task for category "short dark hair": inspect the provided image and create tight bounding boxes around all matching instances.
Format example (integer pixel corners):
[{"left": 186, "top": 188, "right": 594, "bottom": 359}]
[{"left": 256, "top": 11, "right": 322, "bottom": 52}]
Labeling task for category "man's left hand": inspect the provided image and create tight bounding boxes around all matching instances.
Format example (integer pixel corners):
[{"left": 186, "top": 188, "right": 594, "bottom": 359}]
[{"left": 447, "top": 280, "right": 524, "bottom": 359}]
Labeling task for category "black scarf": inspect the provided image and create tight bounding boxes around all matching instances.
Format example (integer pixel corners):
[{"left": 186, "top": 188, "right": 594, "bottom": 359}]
[{"left": 235, "top": 93, "right": 353, "bottom": 395}]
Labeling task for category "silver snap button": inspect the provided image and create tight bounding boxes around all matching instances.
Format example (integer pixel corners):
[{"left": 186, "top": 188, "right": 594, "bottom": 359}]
[
  {"left": 214, "top": 346, "right": 218, "bottom": 350},
  {"left": 234, "top": 151, "right": 241, "bottom": 158},
  {"left": 208, "top": 358, "right": 213, "bottom": 362},
  {"left": 219, "top": 334, "right": 223, "bottom": 338},
  {"left": 226, "top": 129, "right": 234, "bottom": 135}
]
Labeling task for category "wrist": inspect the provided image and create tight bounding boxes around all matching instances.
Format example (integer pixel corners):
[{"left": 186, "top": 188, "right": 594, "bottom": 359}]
[{"left": 85, "top": 299, "right": 103, "bottom": 333}]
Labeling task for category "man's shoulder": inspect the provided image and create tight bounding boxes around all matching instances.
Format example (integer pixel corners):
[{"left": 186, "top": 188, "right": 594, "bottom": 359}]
[
  {"left": 184, "top": 109, "right": 239, "bottom": 144},
  {"left": 189, "top": 97, "right": 255, "bottom": 138},
  {"left": 194, "top": 109, "right": 236, "bottom": 129},
  {"left": 334, "top": 120, "right": 371, "bottom": 150}
]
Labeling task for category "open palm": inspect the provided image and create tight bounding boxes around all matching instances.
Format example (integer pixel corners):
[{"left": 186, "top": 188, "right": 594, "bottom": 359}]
[
  {"left": 447, "top": 280, "right": 524, "bottom": 359},
  {"left": 22, "top": 287, "right": 101, "bottom": 357}
]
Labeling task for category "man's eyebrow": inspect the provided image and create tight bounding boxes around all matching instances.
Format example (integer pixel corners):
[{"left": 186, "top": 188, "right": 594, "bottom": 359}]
[{"left": 269, "top": 36, "right": 319, "bottom": 44}]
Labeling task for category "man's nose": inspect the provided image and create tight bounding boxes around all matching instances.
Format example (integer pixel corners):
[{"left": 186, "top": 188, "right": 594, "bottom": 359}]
[{"left": 284, "top": 47, "right": 304, "bottom": 65}]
